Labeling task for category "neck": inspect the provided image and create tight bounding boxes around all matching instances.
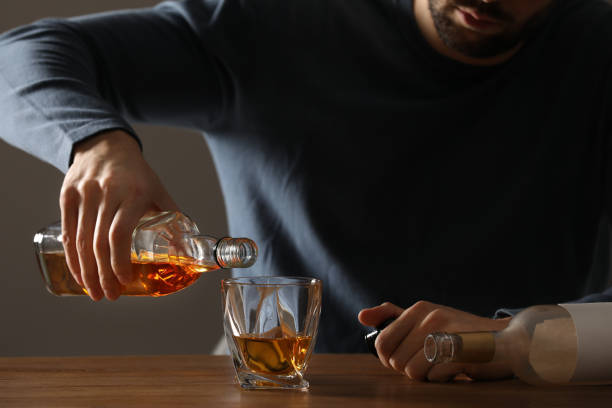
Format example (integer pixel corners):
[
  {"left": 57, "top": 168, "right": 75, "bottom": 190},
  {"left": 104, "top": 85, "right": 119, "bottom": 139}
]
[{"left": 413, "top": 0, "right": 521, "bottom": 66}]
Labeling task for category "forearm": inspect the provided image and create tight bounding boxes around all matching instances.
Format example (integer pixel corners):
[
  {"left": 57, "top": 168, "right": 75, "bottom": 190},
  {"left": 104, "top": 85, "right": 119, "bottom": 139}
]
[
  {"left": 0, "top": 19, "right": 137, "bottom": 172},
  {"left": 0, "top": 2, "right": 228, "bottom": 172},
  {"left": 494, "top": 287, "right": 612, "bottom": 319},
  {"left": 564, "top": 287, "right": 612, "bottom": 303}
]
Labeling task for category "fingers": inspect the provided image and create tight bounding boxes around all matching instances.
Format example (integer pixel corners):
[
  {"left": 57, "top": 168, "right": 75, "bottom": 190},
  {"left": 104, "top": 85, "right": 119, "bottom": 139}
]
[
  {"left": 374, "top": 301, "right": 439, "bottom": 369},
  {"left": 358, "top": 302, "right": 404, "bottom": 327},
  {"left": 76, "top": 181, "right": 104, "bottom": 301},
  {"left": 109, "top": 202, "right": 147, "bottom": 285},
  {"left": 60, "top": 186, "right": 83, "bottom": 288},
  {"left": 57, "top": 130, "right": 179, "bottom": 301},
  {"left": 362, "top": 300, "right": 514, "bottom": 382},
  {"left": 387, "top": 325, "right": 431, "bottom": 377},
  {"left": 61, "top": 177, "right": 126, "bottom": 301},
  {"left": 391, "top": 308, "right": 451, "bottom": 379},
  {"left": 404, "top": 347, "right": 433, "bottom": 380},
  {"left": 93, "top": 200, "right": 121, "bottom": 300}
]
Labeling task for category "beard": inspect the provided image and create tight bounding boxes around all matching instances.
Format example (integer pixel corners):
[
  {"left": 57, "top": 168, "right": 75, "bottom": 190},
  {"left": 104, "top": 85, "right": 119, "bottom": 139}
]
[{"left": 428, "top": 0, "right": 555, "bottom": 58}]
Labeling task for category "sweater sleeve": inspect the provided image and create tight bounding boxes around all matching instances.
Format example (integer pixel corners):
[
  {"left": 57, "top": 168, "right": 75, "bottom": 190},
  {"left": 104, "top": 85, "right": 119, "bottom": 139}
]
[
  {"left": 494, "top": 288, "right": 612, "bottom": 319},
  {"left": 0, "top": 0, "right": 229, "bottom": 173}
]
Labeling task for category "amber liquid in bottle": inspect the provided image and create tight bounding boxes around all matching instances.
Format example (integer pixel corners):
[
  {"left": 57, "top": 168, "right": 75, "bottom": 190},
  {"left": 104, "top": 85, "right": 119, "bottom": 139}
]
[
  {"left": 39, "top": 251, "right": 218, "bottom": 297},
  {"left": 234, "top": 334, "right": 312, "bottom": 375}
]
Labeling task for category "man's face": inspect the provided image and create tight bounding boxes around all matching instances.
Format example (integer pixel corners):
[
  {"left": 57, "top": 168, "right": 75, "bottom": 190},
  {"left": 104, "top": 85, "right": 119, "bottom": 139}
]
[{"left": 428, "top": 0, "right": 556, "bottom": 58}]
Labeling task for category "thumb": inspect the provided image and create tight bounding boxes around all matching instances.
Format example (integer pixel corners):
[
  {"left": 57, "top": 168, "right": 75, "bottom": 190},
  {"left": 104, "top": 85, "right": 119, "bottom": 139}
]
[{"left": 358, "top": 302, "right": 404, "bottom": 328}]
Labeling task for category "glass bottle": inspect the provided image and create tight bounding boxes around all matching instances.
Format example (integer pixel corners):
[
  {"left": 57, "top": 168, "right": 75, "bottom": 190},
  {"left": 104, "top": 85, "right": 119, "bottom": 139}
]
[
  {"left": 424, "top": 303, "right": 612, "bottom": 385},
  {"left": 33, "top": 211, "right": 258, "bottom": 297}
]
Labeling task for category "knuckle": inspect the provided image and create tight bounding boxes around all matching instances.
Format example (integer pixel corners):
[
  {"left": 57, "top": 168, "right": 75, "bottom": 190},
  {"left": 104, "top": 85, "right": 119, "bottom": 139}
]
[
  {"left": 374, "top": 333, "right": 392, "bottom": 359},
  {"left": 76, "top": 235, "right": 89, "bottom": 252},
  {"left": 411, "top": 300, "right": 433, "bottom": 313},
  {"left": 78, "top": 179, "right": 101, "bottom": 196},
  {"left": 62, "top": 233, "right": 73, "bottom": 248},
  {"left": 98, "top": 177, "right": 115, "bottom": 194},
  {"left": 399, "top": 307, "right": 412, "bottom": 319},
  {"left": 380, "top": 301, "right": 399, "bottom": 311},
  {"left": 422, "top": 308, "right": 450, "bottom": 329},
  {"left": 93, "top": 235, "right": 109, "bottom": 255},
  {"left": 60, "top": 186, "right": 79, "bottom": 206},
  {"left": 109, "top": 225, "right": 129, "bottom": 245}
]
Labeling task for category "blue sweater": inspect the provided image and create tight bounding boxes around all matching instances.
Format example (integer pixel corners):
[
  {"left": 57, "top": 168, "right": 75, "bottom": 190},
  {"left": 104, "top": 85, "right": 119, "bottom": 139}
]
[{"left": 1, "top": 0, "right": 612, "bottom": 352}]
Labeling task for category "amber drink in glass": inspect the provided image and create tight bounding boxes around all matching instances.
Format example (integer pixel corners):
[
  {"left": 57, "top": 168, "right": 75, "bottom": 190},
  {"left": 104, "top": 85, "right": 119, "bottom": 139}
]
[{"left": 221, "top": 276, "right": 322, "bottom": 390}]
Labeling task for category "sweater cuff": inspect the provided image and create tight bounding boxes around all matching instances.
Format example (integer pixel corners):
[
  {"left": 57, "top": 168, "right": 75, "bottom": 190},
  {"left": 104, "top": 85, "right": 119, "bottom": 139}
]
[{"left": 64, "top": 120, "right": 141, "bottom": 171}]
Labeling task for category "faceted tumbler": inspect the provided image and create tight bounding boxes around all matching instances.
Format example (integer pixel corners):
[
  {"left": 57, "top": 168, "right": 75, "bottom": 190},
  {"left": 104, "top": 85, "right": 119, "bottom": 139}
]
[{"left": 221, "top": 276, "right": 322, "bottom": 390}]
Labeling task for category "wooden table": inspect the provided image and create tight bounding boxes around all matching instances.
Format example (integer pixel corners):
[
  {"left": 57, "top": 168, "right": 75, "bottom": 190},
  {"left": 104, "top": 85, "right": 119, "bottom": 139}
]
[{"left": 1, "top": 354, "right": 611, "bottom": 407}]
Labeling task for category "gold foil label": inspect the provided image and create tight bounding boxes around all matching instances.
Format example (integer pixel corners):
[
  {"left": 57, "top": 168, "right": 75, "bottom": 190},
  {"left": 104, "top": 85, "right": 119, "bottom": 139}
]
[{"left": 455, "top": 332, "right": 495, "bottom": 363}]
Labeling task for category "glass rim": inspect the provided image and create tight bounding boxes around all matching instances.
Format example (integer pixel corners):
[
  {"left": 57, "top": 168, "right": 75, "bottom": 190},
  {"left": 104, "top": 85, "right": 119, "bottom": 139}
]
[{"left": 222, "top": 276, "right": 321, "bottom": 287}]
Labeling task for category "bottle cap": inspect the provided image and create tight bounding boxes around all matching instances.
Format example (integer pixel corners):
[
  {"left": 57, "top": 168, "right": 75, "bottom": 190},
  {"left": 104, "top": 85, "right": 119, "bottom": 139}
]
[{"left": 215, "top": 238, "right": 258, "bottom": 268}]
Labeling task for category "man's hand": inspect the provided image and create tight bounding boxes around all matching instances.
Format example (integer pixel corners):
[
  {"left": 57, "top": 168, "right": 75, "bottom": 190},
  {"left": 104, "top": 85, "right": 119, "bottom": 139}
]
[
  {"left": 358, "top": 301, "right": 513, "bottom": 382},
  {"left": 60, "top": 130, "right": 178, "bottom": 301}
]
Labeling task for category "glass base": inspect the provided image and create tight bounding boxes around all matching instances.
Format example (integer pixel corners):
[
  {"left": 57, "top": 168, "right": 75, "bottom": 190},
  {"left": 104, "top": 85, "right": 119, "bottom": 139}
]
[{"left": 236, "top": 369, "right": 309, "bottom": 390}]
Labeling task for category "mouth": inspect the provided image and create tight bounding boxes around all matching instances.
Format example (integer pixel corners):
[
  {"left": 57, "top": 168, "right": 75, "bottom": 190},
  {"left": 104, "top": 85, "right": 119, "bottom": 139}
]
[{"left": 455, "top": 6, "right": 505, "bottom": 33}]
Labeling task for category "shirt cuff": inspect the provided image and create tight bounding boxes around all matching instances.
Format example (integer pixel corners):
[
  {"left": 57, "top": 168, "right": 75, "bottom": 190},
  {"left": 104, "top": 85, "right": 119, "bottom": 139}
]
[{"left": 493, "top": 307, "right": 523, "bottom": 319}]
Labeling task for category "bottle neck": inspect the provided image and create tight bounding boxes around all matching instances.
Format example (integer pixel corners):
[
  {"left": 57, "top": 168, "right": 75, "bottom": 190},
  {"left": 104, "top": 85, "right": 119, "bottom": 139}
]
[{"left": 425, "top": 331, "right": 497, "bottom": 364}]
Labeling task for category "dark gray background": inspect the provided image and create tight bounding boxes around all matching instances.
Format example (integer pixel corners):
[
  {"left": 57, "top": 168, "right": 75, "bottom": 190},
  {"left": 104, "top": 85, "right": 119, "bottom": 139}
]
[{"left": 0, "top": 0, "right": 230, "bottom": 356}]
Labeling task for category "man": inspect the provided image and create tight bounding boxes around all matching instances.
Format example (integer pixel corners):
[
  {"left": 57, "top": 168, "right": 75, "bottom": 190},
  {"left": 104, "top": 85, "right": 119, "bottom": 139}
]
[{"left": 1, "top": 0, "right": 611, "bottom": 382}]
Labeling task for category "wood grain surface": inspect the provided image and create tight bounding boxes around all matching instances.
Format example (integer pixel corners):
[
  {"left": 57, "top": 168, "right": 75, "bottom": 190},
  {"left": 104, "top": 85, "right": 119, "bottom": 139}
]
[{"left": 1, "top": 354, "right": 611, "bottom": 407}]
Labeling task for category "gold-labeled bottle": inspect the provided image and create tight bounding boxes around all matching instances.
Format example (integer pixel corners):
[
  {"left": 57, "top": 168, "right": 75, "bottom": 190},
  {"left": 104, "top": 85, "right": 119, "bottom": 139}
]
[
  {"left": 33, "top": 211, "right": 258, "bottom": 297},
  {"left": 424, "top": 303, "right": 612, "bottom": 385}
]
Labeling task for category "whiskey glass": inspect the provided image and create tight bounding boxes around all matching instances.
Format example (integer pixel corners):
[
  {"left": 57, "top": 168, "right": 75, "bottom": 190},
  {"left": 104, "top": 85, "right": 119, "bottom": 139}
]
[{"left": 221, "top": 276, "right": 322, "bottom": 390}]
